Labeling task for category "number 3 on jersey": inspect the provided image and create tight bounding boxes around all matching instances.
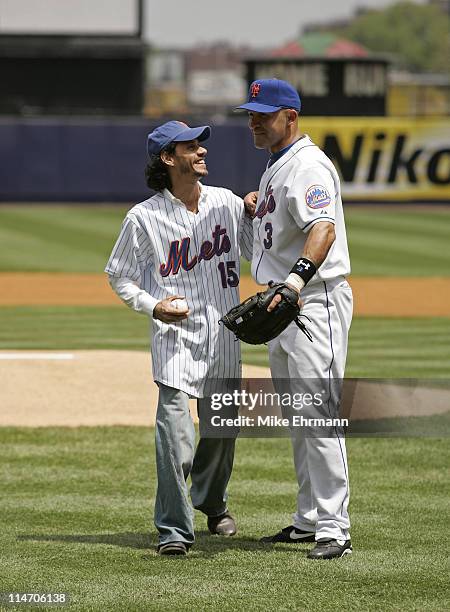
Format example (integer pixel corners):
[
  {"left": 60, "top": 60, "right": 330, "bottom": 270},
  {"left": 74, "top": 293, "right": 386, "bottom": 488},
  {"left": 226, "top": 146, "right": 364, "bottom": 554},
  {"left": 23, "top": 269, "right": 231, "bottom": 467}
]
[
  {"left": 218, "top": 261, "right": 239, "bottom": 288},
  {"left": 264, "top": 222, "right": 273, "bottom": 249}
]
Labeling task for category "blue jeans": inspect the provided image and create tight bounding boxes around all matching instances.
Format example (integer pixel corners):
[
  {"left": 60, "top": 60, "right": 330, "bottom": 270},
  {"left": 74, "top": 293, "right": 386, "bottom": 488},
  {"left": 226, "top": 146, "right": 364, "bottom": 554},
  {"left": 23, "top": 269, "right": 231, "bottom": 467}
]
[{"left": 154, "top": 384, "right": 236, "bottom": 546}]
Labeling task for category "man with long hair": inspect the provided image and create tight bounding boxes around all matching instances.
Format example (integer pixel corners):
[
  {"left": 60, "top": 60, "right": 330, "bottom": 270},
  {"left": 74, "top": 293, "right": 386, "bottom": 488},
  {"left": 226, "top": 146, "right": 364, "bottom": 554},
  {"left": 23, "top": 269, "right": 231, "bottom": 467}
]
[{"left": 106, "top": 121, "right": 253, "bottom": 555}]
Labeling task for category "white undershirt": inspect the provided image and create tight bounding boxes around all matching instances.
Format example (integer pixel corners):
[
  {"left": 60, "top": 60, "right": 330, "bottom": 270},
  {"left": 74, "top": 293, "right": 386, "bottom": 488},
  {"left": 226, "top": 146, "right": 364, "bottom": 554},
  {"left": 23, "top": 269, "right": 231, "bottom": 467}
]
[{"left": 109, "top": 276, "right": 158, "bottom": 317}]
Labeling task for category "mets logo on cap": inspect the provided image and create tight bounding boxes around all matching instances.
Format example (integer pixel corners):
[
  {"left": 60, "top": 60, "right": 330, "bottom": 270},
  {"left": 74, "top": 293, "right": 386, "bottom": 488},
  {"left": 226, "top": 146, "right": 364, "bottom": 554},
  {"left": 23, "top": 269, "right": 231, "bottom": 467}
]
[
  {"left": 251, "top": 82, "right": 261, "bottom": 98},
  {"left": 305, "top": 185, "right": 332, "bottom": 209}
]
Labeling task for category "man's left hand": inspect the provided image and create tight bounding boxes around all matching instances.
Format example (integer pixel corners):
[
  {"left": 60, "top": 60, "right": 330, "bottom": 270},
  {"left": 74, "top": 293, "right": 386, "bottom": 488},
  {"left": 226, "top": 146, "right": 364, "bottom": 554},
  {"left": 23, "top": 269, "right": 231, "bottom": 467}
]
[{"left": 244, "top": 191, "right": 258, "bottom": 218}]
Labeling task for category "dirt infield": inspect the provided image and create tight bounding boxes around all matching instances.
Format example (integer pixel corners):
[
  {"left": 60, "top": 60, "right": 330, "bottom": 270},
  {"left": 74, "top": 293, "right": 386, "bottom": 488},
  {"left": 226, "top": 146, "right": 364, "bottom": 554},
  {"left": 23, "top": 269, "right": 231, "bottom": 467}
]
[
  {"left": 1, "top": 351, "right": 448, "bottom": 427},
  {"left": 1, "top": 272, "right": 450, "bottom": 316}
]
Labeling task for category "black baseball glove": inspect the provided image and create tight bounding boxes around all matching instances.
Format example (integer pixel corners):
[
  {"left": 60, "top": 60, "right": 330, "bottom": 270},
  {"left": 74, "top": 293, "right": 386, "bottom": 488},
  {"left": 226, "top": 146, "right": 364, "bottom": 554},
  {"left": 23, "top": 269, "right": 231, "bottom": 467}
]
[{"left": 219, "top": 282, "right": 313, "bottom": 345}]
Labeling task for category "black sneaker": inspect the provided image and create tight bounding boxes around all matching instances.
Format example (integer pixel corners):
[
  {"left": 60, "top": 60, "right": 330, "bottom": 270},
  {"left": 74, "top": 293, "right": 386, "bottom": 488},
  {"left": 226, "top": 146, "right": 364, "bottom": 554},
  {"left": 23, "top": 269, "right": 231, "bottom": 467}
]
[
  {"left": 307, "top": 539, "right": 352, "bottom": 559},
  {"left": 260, "top": 525, "right": 315, "bottom": 543},
  {"left": 157, "top": 541, "right": 188, "bottom": 556}
]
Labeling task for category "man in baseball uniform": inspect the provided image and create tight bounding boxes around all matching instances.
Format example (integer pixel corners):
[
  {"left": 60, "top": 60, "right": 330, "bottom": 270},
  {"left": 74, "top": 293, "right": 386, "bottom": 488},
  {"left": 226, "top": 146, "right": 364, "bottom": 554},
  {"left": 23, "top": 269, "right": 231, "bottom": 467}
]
[
  {"left": 105, "top": 121, "right": 253, "bottom": 555},
  {"left": 237, "top": 79, "right": 353, "bottom": 559}
]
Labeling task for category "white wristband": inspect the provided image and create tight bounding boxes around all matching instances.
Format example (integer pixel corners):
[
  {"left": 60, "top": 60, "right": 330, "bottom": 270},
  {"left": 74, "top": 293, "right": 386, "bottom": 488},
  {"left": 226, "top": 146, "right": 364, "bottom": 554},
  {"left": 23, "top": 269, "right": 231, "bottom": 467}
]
[{"left": 284, "top": 273, "right": 305, "bottom": 293}]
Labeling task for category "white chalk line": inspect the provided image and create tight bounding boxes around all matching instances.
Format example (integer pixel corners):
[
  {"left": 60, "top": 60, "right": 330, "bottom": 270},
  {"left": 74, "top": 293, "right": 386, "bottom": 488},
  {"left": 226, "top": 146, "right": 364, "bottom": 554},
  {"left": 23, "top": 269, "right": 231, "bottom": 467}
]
[{"left": 0, "top": 353, "right": 75, "bottom": 361}]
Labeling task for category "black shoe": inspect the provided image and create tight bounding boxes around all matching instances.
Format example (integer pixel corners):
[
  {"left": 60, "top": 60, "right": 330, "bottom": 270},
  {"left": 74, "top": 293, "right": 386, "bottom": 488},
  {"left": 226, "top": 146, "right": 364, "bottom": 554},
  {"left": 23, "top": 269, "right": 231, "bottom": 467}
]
[
  {"left": 207, "top": 512, "right": 237, "bottom": 536},
  {"left": 157, "top": 541, "right": 188, "bottom": 556},
  {"left": 260, "top": 525, "right": 316, "bottom": 543},
  {"left": 307, "top": 539, "right": 352, "bottom": 559}
]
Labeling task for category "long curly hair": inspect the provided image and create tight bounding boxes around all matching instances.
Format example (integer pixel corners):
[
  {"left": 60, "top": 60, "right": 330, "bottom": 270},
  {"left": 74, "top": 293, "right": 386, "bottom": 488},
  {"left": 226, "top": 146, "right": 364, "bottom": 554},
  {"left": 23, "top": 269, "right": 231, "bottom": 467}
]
[{"left": 145, "top": 142, "right": 176, "bottom": 192}]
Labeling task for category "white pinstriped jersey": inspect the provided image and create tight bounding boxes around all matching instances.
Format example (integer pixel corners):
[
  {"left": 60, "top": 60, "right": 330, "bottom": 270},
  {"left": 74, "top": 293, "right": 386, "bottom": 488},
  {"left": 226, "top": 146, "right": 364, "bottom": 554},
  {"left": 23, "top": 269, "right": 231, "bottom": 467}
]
[
  {"left": 252, "top": 135, "right": 351, "bottom": 285},
  {"left": 105, "top": 184, "right": 253, "bottom": 398}
]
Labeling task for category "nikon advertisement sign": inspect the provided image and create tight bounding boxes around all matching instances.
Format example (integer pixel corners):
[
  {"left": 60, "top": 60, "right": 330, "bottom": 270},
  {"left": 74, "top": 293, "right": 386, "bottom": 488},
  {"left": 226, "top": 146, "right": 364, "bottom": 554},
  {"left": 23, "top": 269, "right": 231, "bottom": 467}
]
[
  {"left": 1, "top": 118, "right": 448, "bottom": 202},
  {"left": 302, "top": 118, "right": 450, "bottom": 202}
]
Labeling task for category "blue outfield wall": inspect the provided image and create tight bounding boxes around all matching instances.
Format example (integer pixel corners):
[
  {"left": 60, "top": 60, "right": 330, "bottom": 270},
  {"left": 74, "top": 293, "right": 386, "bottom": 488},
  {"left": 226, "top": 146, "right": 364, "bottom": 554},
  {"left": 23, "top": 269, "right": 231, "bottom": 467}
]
[
  {"left": 1, "top": 117, "right": 449, "bottom": 203},
  {"left": 0, "top": 118, "right": 268, "bottom": 202}
]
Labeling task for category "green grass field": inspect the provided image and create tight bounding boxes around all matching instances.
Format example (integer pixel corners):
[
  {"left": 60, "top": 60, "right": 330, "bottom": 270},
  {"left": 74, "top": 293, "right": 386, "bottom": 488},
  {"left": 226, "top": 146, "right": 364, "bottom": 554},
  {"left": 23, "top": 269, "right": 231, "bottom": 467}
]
[
  {"left": 1, "top": 428, "right": 449, "bottom": 612},
  {"left": 0, "top": 205, "right": 450, "bottom": 275},
  {"left": 0, "top": 306, "right": 450, "bottom": 377},
  {"left": 0, "top": 204, "right": 449, "bottom": 377},
  {"left": 0, "top": 205, "right": 449, "bottom": 610}
]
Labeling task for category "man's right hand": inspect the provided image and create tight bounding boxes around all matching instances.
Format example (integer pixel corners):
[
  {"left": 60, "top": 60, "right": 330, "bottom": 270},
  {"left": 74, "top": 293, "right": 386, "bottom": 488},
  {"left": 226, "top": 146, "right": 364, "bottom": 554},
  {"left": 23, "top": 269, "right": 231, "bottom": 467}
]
[
  {"left": 267, "top": 284, "right": 303, "bottom": 312},
  {"left": 153, "top": 295, "right": 190, "bottom": 323}
]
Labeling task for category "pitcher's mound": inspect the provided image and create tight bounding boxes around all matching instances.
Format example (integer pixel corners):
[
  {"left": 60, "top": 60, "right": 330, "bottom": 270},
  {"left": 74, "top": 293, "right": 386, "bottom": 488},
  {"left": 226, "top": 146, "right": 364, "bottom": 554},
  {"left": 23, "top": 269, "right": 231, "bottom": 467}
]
[{"left": 0, "top": 351, "right": 269, "bottom": 427}]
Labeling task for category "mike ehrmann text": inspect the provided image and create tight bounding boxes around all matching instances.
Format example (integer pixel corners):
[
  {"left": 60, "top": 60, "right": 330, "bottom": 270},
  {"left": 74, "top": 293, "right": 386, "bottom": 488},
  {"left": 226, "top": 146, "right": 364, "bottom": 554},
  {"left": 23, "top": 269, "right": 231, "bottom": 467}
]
[{"left": 210, "top": 415, "right": 349, "bottom": 428}]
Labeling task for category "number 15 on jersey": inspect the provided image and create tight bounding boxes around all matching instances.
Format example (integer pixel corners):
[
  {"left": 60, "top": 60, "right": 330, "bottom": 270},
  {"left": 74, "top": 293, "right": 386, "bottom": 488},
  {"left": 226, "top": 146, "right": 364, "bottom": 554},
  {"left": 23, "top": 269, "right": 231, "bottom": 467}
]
[{"left": 218, "top": 261, "right": 239, "bottom": 288}]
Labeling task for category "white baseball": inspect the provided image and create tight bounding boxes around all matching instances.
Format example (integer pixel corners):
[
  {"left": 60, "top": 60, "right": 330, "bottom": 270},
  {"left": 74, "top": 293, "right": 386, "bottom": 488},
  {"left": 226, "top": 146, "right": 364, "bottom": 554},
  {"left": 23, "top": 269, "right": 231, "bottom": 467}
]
[{"left": 172, "top": 298, "right": 188, "bottom": 311}]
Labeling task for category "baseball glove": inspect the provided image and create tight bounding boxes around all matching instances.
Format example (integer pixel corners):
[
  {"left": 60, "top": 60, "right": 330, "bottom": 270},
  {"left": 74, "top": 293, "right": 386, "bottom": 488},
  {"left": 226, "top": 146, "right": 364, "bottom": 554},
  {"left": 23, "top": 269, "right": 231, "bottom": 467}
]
[{"left": 220, "top": 282, "right": 313, "bottom": 345}]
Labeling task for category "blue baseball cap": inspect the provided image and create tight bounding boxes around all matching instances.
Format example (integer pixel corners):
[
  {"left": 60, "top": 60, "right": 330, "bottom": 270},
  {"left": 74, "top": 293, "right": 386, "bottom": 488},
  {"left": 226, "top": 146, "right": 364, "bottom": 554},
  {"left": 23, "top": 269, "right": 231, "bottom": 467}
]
[
  {"left": 236, "top": 79, "right": 301, "bottom": 113},
  {"left": 147, "top": 121, "right": 211, "bottom": 156}
]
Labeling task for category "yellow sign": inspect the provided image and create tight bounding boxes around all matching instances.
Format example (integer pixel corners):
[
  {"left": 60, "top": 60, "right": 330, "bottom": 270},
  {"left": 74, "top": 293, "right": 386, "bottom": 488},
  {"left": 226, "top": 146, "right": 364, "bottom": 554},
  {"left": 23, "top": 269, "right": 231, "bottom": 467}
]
[{"left": 301, "top": 118, "right": 450, "bottom": 202}]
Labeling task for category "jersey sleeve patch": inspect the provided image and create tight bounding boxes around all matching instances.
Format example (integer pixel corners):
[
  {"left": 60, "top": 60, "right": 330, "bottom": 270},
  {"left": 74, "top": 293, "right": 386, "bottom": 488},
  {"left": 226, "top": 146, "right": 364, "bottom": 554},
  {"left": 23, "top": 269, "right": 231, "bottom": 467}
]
[{"left": 305, "top": 185, "right": 331, "bottom": 209}]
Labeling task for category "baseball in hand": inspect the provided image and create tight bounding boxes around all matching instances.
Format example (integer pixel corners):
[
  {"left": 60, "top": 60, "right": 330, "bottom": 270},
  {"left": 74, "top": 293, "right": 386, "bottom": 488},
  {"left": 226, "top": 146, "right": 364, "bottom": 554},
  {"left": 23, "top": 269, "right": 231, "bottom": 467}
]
[{"left": 171, "top": 298, "right": 188, "bottom": 312}]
